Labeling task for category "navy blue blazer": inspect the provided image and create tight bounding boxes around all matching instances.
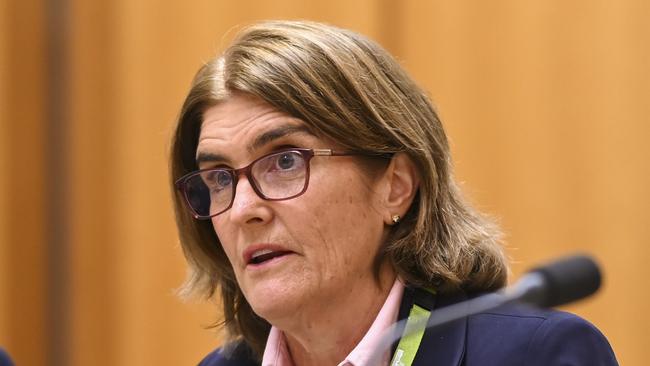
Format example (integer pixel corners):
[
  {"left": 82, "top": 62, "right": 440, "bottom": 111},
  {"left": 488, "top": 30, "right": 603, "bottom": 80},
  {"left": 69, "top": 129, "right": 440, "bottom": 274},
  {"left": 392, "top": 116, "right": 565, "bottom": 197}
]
[
  {"left": 198, "top": 287, "right": 618, "bottom": 365},
  {"left": 0, "top": 349, "right": 13, "bottom": 366}
]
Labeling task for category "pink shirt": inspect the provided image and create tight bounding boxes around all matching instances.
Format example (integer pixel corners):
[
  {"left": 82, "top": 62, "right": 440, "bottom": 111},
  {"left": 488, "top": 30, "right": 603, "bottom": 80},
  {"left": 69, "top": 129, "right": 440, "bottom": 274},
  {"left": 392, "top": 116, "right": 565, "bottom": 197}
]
[{"left": 261, "top": 279, "right": 404, "bottom": 366}]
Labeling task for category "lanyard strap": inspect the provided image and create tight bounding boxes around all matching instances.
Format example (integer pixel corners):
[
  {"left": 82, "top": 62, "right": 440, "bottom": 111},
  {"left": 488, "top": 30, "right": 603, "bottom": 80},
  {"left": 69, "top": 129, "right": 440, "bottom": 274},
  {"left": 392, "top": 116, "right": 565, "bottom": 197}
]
[{"left": 389, "top": 303, "right": 432, "bottom": 366}]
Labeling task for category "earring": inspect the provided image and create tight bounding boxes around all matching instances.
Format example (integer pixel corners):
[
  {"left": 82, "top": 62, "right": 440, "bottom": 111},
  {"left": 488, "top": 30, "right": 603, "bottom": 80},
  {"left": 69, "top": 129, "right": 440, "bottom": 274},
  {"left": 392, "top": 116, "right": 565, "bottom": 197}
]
[{"left": 391, "top": 214, "right": 401, "bottom": 224}]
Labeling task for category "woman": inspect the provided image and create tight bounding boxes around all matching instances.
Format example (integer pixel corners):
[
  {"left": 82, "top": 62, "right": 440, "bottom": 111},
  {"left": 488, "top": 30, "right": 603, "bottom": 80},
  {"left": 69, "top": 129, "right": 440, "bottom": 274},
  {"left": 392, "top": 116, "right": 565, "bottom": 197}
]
[{"left": 171, "top": 21, "right": 617, "bottom": 366}]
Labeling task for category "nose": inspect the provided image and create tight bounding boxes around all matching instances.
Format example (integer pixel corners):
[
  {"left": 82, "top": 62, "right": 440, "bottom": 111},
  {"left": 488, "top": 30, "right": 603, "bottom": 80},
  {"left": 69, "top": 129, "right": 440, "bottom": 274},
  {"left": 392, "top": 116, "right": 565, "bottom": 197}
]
[{"left": 227, "top": 174, "right": 273, "bottom": 225}]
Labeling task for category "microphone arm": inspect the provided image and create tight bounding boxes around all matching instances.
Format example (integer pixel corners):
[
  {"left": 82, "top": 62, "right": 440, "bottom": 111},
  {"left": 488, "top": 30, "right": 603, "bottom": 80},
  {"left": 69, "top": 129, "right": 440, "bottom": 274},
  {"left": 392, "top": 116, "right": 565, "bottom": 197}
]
[{"left": 367, "top": 254, "right": 602, "bottom": 366}]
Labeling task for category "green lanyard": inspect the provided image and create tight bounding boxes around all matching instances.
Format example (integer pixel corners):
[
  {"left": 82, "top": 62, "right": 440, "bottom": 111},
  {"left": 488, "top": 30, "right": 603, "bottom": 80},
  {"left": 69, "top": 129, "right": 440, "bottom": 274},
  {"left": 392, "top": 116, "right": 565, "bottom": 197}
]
[{"left": 388, "top": 297, "right": 433, "bottom": 366}]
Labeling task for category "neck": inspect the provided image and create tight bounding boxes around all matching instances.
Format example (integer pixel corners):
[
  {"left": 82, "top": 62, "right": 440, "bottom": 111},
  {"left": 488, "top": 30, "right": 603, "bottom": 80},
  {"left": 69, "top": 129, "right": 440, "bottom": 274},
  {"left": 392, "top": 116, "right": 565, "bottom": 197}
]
[{"left": 281, "top": 262, "right": 396, "bottom": 366}]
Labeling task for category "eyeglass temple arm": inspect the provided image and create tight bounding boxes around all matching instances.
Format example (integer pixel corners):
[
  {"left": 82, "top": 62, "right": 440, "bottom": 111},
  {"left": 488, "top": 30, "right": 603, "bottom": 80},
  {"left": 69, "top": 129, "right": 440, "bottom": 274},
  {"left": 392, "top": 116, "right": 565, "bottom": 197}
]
[
  {"left": 313, "top": 149, "right": 394, "bottom": 159},
  {"left": 313, "top": 149, "right": 336, "bottom": 156}
]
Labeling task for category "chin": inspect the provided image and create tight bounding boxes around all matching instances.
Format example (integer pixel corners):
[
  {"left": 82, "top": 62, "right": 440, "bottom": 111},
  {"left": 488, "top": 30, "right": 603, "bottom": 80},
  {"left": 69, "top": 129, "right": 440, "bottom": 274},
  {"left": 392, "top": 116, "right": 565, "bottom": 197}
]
[{"left": 243, "top": 278, "right": 307, "bottom": 322}]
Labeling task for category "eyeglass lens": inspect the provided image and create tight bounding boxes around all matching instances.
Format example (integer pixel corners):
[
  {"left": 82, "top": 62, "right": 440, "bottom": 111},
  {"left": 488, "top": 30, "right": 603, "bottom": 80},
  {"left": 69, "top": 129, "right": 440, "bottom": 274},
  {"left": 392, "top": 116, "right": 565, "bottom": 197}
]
[{"left": 183, "top": 150, "right": 309, "bottom": 218}]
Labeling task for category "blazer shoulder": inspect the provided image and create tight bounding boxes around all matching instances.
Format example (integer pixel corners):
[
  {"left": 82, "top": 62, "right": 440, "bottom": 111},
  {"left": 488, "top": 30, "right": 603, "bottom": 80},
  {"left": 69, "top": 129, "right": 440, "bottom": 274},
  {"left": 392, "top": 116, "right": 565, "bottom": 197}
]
[
  {"left": 525, "top": 307, "right": 618, "bottom": 366},
  {"left": 466, "top": 303, "right": 618, "bottom": 366}
]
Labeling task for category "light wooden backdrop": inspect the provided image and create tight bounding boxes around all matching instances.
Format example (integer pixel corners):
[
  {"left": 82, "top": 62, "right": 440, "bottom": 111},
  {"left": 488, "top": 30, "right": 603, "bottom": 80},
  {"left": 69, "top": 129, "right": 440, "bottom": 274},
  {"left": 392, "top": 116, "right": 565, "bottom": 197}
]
[{"left": 1, "top": 1, "right": 648, "bottom": 365}]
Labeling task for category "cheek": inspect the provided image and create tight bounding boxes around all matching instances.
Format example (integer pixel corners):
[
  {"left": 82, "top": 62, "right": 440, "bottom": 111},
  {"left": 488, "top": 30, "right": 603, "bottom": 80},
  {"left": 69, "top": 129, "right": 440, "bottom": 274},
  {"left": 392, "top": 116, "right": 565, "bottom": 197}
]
[
  {"left": 298, "top": 172, "right": 385, "bottom": 268},
  {"left": 211, "top": 218, "right": 238, "bottom": 264}
]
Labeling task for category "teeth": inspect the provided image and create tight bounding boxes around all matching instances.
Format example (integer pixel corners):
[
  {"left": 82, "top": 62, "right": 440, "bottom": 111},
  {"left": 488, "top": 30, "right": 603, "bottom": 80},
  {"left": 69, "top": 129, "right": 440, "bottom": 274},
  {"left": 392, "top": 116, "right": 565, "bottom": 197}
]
[{"left": 251, "top": 249, "right": 273, "bottom": 259}]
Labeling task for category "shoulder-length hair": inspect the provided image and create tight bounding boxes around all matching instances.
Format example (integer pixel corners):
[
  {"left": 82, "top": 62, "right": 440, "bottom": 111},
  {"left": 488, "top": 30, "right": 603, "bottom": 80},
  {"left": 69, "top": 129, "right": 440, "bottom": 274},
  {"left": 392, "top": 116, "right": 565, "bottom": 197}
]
[{"left": 170, "top": 20, "right": 507, "bottom": 358}]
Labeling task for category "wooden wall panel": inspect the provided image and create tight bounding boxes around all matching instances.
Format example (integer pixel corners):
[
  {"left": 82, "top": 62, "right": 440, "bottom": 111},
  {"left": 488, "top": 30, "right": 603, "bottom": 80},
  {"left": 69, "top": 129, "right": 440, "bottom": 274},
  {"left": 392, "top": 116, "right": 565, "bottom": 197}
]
[
  {"left": 1, "top": 1, "right": 647, "bottom": 365},
  {"left": 0, "top": 0, "right": 9, "bottom": 352},
  {"left": 398, "top": 1, "right": 649, "bottom": 365},
  {"left": 0, "top": 1, "right": 49, "bottom": 365},
  {"left": 66, "top": 2, "right": 122, "bottom": 364}
]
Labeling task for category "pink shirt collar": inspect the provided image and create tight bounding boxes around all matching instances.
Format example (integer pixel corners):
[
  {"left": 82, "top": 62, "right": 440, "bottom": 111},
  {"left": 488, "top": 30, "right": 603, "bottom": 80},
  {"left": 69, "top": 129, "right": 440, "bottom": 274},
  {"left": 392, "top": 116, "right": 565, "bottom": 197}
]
[{"left": 261, "top": 279, "right": 404, "bottom": 366}]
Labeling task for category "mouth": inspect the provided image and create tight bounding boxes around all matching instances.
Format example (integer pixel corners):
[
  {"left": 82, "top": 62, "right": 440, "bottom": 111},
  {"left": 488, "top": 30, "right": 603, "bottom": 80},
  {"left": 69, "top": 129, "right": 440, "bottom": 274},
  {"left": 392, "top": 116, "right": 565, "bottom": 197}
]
[
  {"left": 249, "top": 249, "right": 293, "bottom": 264},
  {"left": 244, "top": 245, "right": 295, "bottom": 266}
]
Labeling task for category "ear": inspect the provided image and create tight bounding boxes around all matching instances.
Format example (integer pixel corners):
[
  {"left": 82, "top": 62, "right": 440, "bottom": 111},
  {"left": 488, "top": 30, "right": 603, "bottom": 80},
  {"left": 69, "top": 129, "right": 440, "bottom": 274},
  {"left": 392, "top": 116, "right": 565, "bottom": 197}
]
[{"left": 381, "top": 153, "right": 420, "bottom": 225}]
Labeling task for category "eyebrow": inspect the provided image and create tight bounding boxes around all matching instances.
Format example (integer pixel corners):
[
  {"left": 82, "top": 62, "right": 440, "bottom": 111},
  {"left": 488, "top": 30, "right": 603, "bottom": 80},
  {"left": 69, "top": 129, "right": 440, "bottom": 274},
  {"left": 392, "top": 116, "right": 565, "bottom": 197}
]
[
  {"left": 195, "top": 151, "right": 228, "bottom": 166},
  {"left": 249, "top": 124, "right": 313, "bottom": 152},
  {"left": 195, "top": 124, "right": 314, "bottom": 166}
]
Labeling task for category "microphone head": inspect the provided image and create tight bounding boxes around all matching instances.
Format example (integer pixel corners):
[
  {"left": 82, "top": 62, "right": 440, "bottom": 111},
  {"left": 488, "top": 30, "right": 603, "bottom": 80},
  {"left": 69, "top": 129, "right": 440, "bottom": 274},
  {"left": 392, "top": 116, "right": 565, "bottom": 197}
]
[{"left": 528, "top": 254, "right": 602, "bottom": 308}]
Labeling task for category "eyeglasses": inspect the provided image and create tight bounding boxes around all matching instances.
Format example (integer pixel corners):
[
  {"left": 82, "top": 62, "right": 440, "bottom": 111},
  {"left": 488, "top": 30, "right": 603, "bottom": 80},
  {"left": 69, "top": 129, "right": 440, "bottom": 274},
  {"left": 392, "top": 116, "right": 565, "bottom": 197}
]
[{"left": 175, "top": 148, "right": 390, "bottom": 220}]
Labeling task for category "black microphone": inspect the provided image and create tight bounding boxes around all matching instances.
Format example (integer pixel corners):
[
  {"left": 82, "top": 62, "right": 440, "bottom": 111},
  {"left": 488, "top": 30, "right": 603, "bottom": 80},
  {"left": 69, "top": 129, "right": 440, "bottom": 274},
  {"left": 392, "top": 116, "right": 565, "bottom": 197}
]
[
  {"left": 368, "top": 254, "right": 603, "bottom": 365},
  {"left": 509, "top": 254, "right": 601, "bottom": 307}
]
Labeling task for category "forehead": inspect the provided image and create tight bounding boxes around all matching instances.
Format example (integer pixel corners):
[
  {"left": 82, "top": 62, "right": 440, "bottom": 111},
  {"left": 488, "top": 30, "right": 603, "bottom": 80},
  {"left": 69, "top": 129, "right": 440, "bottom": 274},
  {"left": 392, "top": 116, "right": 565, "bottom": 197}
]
[
  {"left": 196, "top": 94, "right": 317, "bottom": 164},
  {"left": 200, "top": 94, "right": 289, "bottom": 139}
]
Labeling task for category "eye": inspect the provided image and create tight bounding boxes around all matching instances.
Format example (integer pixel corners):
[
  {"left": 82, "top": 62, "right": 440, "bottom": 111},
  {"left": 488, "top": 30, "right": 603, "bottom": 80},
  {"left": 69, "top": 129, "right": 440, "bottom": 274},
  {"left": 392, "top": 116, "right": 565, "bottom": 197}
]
[
  {"left": 252, "top": 150, "right": 306, "bottom": 181},
  {"left": 268, "top": 151, "right": 306, "bottom": 173},
  {"left": 215, "top": 171, "right": 233, "bottom": 187},
  {"left": 276, "top": 152, "right": 297, "bottom": 170},
  {"left": 204, "top": 170, "right": 233, "bottom": 189}
]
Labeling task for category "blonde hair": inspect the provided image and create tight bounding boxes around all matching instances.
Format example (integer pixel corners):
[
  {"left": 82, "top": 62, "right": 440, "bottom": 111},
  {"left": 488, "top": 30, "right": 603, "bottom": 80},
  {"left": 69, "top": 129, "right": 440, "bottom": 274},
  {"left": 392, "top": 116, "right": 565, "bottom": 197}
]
[{"left": 170, "top": 20, "right": 507, "bottom": 359}]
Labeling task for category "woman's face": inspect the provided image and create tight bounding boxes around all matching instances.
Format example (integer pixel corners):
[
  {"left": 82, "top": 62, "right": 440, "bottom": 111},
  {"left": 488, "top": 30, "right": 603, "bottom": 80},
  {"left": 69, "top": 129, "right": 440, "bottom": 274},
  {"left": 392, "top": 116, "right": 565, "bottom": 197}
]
[{"left": 196, "top": 93, "right": 391, "bottom": 322}]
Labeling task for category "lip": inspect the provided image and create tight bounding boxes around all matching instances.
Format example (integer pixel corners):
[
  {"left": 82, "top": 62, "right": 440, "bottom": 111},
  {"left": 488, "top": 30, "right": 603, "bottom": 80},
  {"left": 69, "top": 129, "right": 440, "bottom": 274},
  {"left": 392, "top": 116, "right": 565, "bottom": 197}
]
[{"left": 242, "top": 243, "right": 296, "bottom": 267}]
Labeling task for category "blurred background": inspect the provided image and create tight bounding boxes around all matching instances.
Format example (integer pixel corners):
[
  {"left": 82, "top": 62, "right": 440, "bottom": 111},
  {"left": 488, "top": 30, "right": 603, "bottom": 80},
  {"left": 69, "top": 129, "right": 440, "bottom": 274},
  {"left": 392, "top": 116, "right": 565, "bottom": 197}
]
[{"left": 1, "top": 0, "right": 648, "bottom": 365}]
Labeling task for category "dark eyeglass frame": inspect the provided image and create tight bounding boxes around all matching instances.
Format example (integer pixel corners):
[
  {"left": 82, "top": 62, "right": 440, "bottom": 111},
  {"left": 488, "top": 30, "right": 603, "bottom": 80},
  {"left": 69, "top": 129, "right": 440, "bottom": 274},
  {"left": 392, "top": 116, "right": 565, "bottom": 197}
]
[{"left": 175, "top": 148, "right": 391, "bottom": 220}]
